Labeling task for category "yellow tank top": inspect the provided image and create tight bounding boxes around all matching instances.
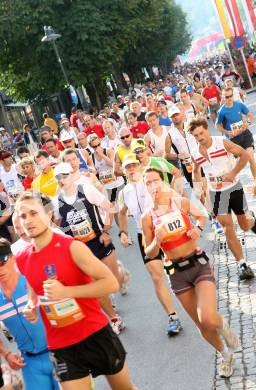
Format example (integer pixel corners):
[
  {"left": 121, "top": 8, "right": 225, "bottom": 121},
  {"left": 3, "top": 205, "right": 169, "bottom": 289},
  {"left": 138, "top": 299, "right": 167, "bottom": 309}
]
[{"left": 116, "top": 145, "right": 131, "bottom": 162}]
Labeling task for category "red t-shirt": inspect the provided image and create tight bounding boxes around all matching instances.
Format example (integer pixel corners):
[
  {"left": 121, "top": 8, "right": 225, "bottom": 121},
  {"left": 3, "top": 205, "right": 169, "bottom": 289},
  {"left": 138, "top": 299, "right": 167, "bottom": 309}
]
[
  {"left": 130, "top": 121, "right": 150, "bottom": 138},
  {"left": 84, "top": 124, "right": 105, "bottom": 138},
  {"left": 16, "top": 233, "right": 109, "bottom": 350},
  {"left": 42, "top": 138, "right": 64, "bottom": 152},
  {"left": 22, "top": 177, "right": 34, "bottom": 190},
  {"left": 202, "top": 85, "right": 220, "bottom": 102}
]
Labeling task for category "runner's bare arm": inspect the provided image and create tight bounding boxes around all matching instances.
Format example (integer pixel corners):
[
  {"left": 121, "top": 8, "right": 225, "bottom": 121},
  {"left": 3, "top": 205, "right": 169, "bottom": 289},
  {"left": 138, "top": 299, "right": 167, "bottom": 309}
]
[
  {"left": 141, "top": 212, "right": 161, "bottom": 259},
  {"left": 247, "top": 111, "right": 254, "bottom": 124},
  {"left": 192, "top": 160, "right": 205, "bottom": 198},
  {"left": 216, "top": 123, "right": 231, "bottom": 136},
  {"left": 114, "top": 152, "right": 123, "bottom": 176},
  {"left": 164, "top": 134, "right": 178, "bottom": 161},
  {"left": 181, "top": 197, "right": 207, "bottom": 227},
  {"left": 23, "top": 282, "right": 38, "bottom": 323},
  {"left": 53, "top": 241, "right": 119, "bottom": 299},
  {"left": 81, "top": 149, "right": 96, "bottom": 173}
]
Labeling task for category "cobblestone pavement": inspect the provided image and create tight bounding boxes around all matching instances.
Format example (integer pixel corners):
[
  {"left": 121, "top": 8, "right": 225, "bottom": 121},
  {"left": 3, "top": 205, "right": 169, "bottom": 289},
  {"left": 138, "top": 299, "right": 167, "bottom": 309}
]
[{"left": 210, "top": 113, "right": 256, "bottom": 389}]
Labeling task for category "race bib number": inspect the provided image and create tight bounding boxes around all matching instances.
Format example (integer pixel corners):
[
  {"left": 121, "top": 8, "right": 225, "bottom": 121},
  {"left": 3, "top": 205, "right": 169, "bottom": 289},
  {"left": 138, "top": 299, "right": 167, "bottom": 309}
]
[
  {"left": 230, "top": 121, "right": 243, "bottom": 132},
  {"left": 158, "top": 211, "right": 187, "bottom": 242},
  {"left": 70, "top": 219, "right": 96, "bottom": 242},
  {"left": 209, "top": 97, "right": 217, "bottom": 105},
  {"left": 39, "top": 296, "right": 85, "bottom": 328},
  {"left": 183, "top": 157, "right": 193, "bottom": 173},
  {"left": 209, "top": 175, "right": 223, "bottom": 190},
  {"left": 99, "top": 169, "right": 114, "bottom": 184}
]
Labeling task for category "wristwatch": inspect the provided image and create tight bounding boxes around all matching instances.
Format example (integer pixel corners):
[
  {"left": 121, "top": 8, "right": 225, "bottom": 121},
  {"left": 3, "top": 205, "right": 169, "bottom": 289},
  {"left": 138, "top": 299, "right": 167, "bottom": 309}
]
[{"left": 196, "top": 224, "right": 203, "bottom": 232}]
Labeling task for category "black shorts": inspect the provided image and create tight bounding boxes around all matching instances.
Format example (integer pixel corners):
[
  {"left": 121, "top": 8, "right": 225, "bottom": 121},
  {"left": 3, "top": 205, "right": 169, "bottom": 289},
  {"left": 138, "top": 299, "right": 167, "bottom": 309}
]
[
  {"left": 137, "top": 233, "right": 163, "bottom": 264},
  {"left": 230, "top": 129, "right": 254, "bottom": 150},
  {"left": 0, "top": 366, "right": 3, "bottom": 388},
  {"left": 50, "top": 325, "right": 126, "bottom": 382},
  {"left": 210, "top": 181, "right": 248, "bottom": 216},
  {"left": 86, "top": 237, "right": 115, "bottom": 260}
]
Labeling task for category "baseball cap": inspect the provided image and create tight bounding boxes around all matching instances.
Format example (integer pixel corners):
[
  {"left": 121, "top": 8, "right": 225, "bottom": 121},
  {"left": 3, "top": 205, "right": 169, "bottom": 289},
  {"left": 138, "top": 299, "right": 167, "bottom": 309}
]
[
  {"left": 0, "top": 238, "right": 12, "bottom": 265},
  {"left": 186, "top": 85, "right": 193, "bottom": 93},
  {"left": 0, "top": 151, "right": 12, "bottom": 160},
  {"left": 168, "top": 106, "right": 181, "bottom": 117},
  {"left": 54, "top": 162, "right": 72, "bottom": 177},
  {"left": 122, "top": 153, "right": 140, "bottom": 168},
  {"left": 60, "top": 132, "right": 73, "bottom": 142},
  {"left": 60, "top": 118, "right": 69, "bottom": 125},
  {"left": 131, "top": 138, "right": 146, "bottom": 152}
]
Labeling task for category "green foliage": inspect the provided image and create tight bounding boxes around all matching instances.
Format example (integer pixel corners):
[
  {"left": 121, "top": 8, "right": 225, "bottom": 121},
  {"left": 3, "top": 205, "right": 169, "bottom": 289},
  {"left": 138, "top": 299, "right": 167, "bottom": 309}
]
[{"left": 0, "top": 0, "right": 191, "bottom": 102}]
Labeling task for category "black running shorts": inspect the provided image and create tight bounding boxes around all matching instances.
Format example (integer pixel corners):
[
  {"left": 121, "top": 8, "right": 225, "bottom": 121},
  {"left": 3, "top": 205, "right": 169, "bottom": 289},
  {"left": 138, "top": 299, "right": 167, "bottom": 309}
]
[
  {"left": 86, "top": 237, "right": 115, "bottom": 260},
  {"left": 50, "top": 325, "right": 126, "bottom": 382},
  {"left": 230, "top": 129, "right": 254, "bottom": 150},
  {"left": 209, "top": 181, "right": 248, "bottom": 216}
]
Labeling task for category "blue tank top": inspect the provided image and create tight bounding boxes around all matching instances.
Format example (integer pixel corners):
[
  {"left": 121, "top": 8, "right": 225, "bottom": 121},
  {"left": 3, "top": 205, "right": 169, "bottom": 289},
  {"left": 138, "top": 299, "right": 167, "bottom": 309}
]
[
  {"left": 78, "top": 150, "right": 88, "bottom": 172},
  {"left": 0, "top": 275, "right": 47, "bottom": 353}
]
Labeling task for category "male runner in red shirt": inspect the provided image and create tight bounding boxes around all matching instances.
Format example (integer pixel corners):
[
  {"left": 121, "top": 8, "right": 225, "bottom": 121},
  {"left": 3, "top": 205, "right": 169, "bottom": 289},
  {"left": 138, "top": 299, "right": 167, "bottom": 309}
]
[{"left": 15, "top": 191, "right": 137, "bottom": 390}]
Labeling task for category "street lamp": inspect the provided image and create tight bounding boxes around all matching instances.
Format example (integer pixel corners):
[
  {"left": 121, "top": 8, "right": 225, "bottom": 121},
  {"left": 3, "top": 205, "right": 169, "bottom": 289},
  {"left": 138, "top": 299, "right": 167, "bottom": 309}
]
[{"left": 41, "top": 26, "right": 70, "bottom": 86}]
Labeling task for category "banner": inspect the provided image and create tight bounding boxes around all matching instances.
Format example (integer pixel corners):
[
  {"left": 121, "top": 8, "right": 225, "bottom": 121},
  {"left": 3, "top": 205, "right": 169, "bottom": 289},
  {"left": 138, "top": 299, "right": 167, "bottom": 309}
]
[
  {"left": 214, "top": 0, "right": 233, "bottom": 39},
  {"left": 225, "top": 0, "right": 245, "bottom": 35},
  {"left": 246, "top": 0, "right": 256, "bottom": 30}
]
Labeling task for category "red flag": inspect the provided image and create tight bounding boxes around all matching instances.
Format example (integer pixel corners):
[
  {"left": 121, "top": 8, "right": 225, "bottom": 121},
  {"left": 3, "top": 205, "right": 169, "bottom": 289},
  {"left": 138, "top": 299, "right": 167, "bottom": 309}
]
[
  {"left": 225, "top": 0, "right": 245, "bottom": 35},
  {"left": 246, "top": 0, "right": 256, "bottom": 30}
]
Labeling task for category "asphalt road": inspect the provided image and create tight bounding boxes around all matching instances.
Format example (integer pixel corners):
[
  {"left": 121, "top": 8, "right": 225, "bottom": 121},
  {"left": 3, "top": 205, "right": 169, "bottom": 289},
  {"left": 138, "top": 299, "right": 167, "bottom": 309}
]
[{"left": 96, "top": 91, "right": 256, "bottom": 390}]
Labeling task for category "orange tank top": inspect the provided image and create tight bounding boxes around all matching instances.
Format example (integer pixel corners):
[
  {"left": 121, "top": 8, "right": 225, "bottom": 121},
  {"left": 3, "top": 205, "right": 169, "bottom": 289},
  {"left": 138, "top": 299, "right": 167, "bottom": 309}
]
[{"left": 150, "top": 198, "right": 192, "bottom": 251}]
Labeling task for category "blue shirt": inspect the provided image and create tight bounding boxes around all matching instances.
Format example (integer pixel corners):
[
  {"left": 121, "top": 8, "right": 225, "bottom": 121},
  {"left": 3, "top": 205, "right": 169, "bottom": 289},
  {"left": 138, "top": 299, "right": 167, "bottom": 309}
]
[
  {"left": 216, "top": 101, "right": 249, "bottom": 133},
  {"left": 158, "top": 115, "right": 172, "bottom": 126},
  {"left": 0, "top": 275, "right": 47, "bottom": 354}
]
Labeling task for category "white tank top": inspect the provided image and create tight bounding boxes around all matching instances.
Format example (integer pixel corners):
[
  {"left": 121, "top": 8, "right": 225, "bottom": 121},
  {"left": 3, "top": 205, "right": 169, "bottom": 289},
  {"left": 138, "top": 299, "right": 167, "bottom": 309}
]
[
  {"left": 169, "top": 125, "right": 197, "bottom": 156},
  {"left": 122, "top": 181, "right": 152, "bottom": 232},
  {"left": 148, "top": 126, "right": 168, "bottom": 156},
  {"left": 93, "top": 151, "right": 124, "bottom": 190},
  {"left": 191, "top": 136, "right": 237, "bottom": 191}
]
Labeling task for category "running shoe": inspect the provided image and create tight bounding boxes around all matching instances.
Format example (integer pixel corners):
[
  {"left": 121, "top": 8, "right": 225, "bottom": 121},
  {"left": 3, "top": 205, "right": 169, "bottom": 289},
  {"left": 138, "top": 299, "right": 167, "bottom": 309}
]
[
  {"left": 238, "top": 264, "right": 255, "bottom": 281},
  {"left": 111, "top": 316, "right": 125, "bottom": 335},
  {"left": 221, "top": 321, "right": 240, "bottom": 350},
  {"left": 219, "top": 355, "right": 235, "bottom": 378},
  {"left": 211, "top": 219, "right": 224, "bottom": 235},
  {"left": 167, "top": 317, "right": 182, "bottom": 336}
]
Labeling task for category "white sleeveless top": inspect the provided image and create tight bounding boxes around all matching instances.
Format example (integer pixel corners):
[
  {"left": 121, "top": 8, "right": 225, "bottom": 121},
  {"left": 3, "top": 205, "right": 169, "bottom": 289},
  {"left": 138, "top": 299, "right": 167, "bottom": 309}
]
[
  {"left": 148, "top": 126, "right": 168, "bottom": 156},
  {"left": 121, "top": 181, "right": 152, "bottom": 233},
  {"left": 191, "top": 136, "right": 237, "bottom": 191},
  {"left": 93, "top": 151, "right": 124, "bottom": 190},
  {"left": 169, "top": 125, "right": 197, "bottom": 156}
]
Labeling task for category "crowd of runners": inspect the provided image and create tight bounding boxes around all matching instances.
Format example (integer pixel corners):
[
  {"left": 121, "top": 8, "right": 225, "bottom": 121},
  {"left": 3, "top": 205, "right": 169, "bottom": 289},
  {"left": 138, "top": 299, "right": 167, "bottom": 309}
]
[{"left": 0, "top": 54, "right": 256, "bottom": 388}]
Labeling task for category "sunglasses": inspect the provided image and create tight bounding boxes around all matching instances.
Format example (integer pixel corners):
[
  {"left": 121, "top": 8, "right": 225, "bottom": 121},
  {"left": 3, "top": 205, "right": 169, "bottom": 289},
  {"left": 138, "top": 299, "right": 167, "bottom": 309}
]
[
  {"left": 91, "top": 143, "right": 101, "bottom": 149},
  {"left": 225, "top": 94, "right": 233, "bottom": 99},
  {"left": 120, "top": 134, "right": 131, "bottom": 140},
  {"left": 55, "top": 173, "right": 70, "bottom": 181},
  {"left": 63, "top": 139, "right": 73, "bottom": 144},
  {"left": 0, "top": 254, "right": 11, "bottom": 267},
  {"left": 134, "top": 148, "right": 146, "bottom": 154}
]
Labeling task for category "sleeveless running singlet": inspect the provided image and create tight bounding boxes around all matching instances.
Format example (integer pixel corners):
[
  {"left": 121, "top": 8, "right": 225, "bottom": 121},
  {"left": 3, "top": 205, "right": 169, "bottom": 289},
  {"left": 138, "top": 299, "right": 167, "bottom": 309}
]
[
  {"left": 148, "top": 126, "right": 168, "bottom": 156},
  {"left": 58, "top": 185, "right": 103, "bottom": 241},
  {"left": 16, "top": 233, "right": 108, "bottom": 350},
  {"left": 150, "top": 197, "right": 192, "bottom": 251},
  {"left": 77, "top": 150, "right": 88, "bottom": 172},
  {"left": 116, "top": 144, "right": 131, "bottom": 163}
]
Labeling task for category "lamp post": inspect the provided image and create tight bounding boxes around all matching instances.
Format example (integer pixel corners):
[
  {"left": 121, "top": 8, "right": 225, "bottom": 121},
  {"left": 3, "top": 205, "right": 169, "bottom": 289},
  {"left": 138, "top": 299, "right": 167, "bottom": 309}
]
[{"left": 41, "top": 26, "right": 70, "bottom": 86}]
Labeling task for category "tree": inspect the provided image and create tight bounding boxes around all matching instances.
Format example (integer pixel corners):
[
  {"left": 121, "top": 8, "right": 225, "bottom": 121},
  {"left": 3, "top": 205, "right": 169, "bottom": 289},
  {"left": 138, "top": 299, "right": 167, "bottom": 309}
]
[{"left": 0, "top": 0, "right": 191, "bottom": 107}]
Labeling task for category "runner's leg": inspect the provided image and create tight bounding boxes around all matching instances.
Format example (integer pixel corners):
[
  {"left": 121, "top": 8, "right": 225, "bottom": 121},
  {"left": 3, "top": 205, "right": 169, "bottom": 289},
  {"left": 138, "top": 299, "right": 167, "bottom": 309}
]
[
  {"left": 106, "top": 361, "right": 138, "bottom": 390},
  {"left": 60, "top": 376, "right": 91, "bottom": 390},
  {"left": 145, "top": 260, "right": 176, "bottom": 314},
  {"left": 216, "top": 214, "right": 243, "bottom": 261}
]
